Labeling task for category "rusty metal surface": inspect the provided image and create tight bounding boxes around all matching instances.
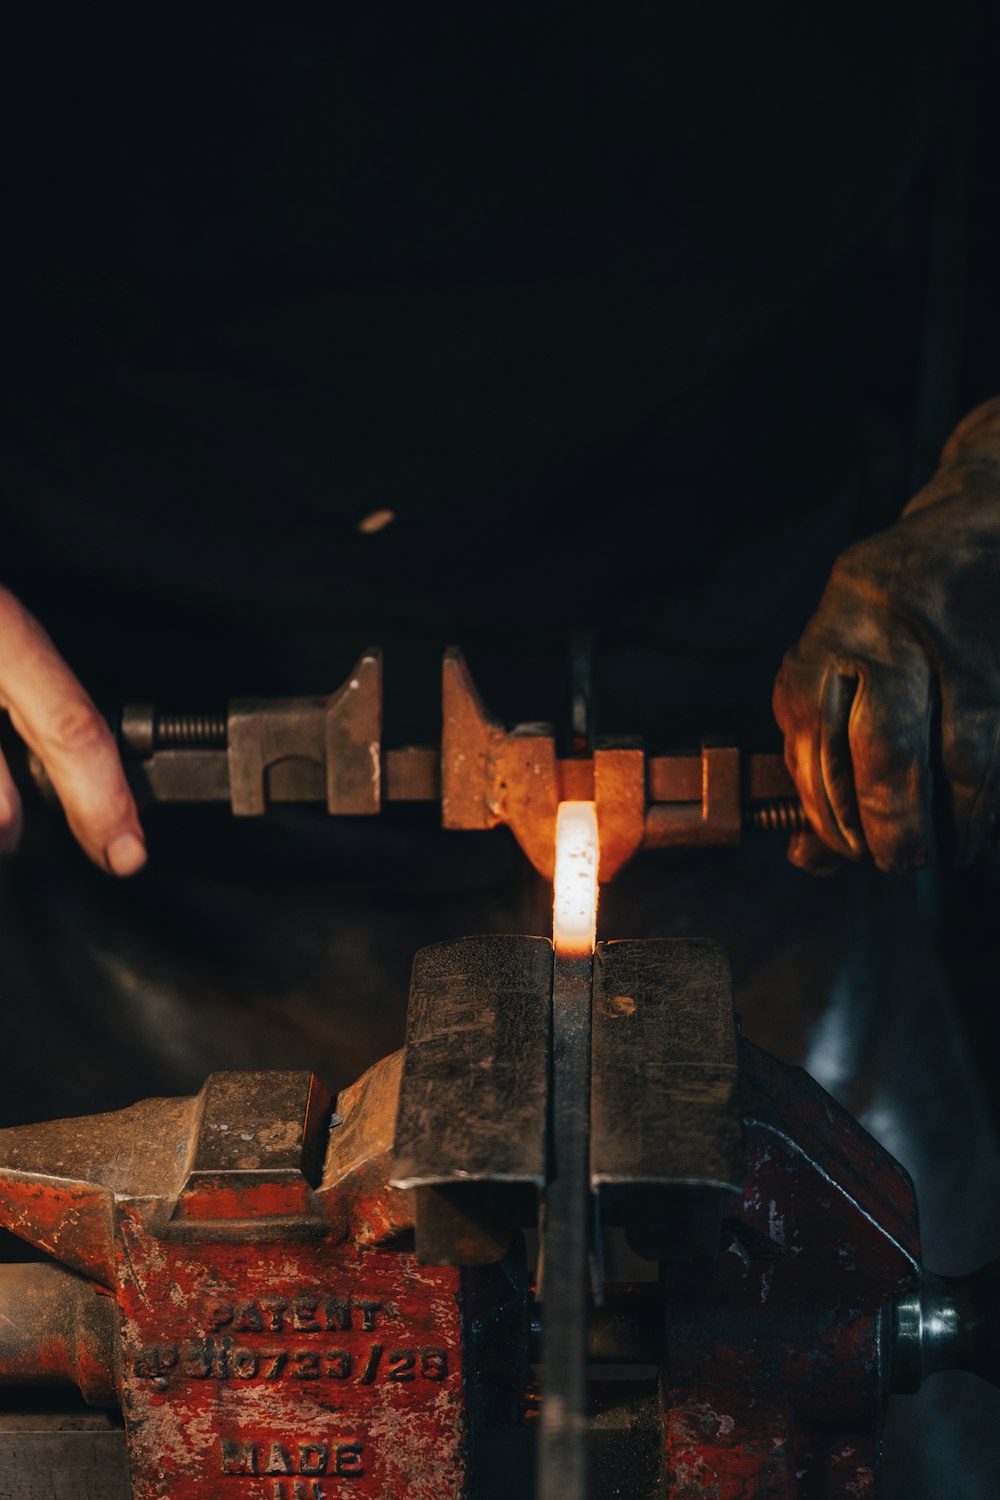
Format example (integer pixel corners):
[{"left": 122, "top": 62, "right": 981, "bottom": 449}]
[
  {"left": 0, "top": 1415, "right": 130, "bottom": 1500},
  {"left": 440, "top": 651, "right": 797, "bottom": 877},
  {"left": 392, "top": 937, "right": 552, "bottom": 1192},
  {"left": 0, "top": 1065, "right": 468, "bottom": 1499},
  {"left": 593, "top": 745, "right": 646, "bottom": 880},
  {"left": 0, "top": 1094, "right": 202, "bottom": 1283},
  {"left": 173, "top": 1071, "right": 331, "bottom": 1226},
  {"left": 392, "top": 936, "right": 552, "bottom": 1267},
  {"left": 115, "top": 1220, "right": 464, "bottom": 1499},
  {"left": 0, "top": 1266, "right": 117, "bottom": 1409},
  {"left": 442, "top": 649, "right": 561, "bottom": 879},
  {"left": 99, "top": 647, "right": 802, "bottom": 880},
  {"left": 657, "top": 1038, "right": 923, "bottom": 1499},
  {"left": 383, "top": 746, "right": 440, "bottom": 801},
  {"left": 590, "top": 940, "right": 744, "bottom": 1208},
  {"left": 0, "top": 935, "right": 994, "bottom": 1496},
  {"left": 228, "top": 648, "right": 382, "bottom": 816}
]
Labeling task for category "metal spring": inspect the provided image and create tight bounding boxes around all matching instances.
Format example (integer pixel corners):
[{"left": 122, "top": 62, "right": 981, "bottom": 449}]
[
  {"left": 744, "top": 797, "right": 805, "bottom": 834},
  {"left": 153, "top": 712, "right": 228, "bottom": 749}
]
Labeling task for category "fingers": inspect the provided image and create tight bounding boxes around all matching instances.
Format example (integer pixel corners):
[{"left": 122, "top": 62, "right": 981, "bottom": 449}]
[
  {"left": 786, "top": 826, "right": 841, "bottom": 875},
  {"left": 775, "top": 640, "right": 935, "bottom": 872},
  {"left": 939, "top": 687, "right": 1000, "bottom": 864},
  {"left": 774, "top": 651, "right": 863, "bottom": 860},
  {"left": 0, "top": 588, "right": 146, "bottom": 875},
  {"left": 0, "top": 745, "right": 22, "bottom": 855},
  {"left": 846, "top": 655, "right": 935, "bottom": 871}
]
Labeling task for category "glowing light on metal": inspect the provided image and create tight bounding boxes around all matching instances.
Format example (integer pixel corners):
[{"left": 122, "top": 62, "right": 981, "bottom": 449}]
[{"left": 552, "top": 800, "right": 599, "bottom": 955}]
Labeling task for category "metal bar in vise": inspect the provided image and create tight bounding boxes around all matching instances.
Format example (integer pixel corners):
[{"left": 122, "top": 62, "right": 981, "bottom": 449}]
[
  {"left": 390, "top": 933, "right": 599, "bottom": 1491},
  {"left": 536, "top": 943, "right": 595, "bottom": 1500}
]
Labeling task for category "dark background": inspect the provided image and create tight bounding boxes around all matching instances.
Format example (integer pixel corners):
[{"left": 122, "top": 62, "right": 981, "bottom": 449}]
[
  {"left": 0, "top": 14, "right": 998, "bottom": 1492},
  {"left": 0, "top": 6, "right": 999, "bottom": 1157}
]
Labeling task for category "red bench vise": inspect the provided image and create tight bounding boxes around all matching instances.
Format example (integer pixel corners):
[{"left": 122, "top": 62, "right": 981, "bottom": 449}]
[{"left": 0, "top": 937, "right": 994, "bottom": 1498}]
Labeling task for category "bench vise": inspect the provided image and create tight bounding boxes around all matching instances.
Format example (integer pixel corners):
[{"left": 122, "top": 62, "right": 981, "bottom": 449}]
[{"left": 0, "top": 937, "right": 994, "bottom": 1498}]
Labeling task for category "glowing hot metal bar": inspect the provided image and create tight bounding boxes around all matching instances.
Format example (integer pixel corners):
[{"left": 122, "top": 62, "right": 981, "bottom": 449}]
[
  {"left": 538, "top": 801, "right": 600, "bottom": 1500},
  {"left": 552, "top": 801, "right": 599, "bottom": 954}
]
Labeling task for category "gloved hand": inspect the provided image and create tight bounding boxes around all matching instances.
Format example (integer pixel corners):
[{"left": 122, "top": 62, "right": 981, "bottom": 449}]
[{"left": 774, "top": 397, "right": 1000, "bottom": 873}]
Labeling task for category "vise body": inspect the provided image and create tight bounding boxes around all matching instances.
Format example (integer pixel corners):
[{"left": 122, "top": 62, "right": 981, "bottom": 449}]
[{"left": 0, "top": 938, "right": 993, "bottom": 1498}]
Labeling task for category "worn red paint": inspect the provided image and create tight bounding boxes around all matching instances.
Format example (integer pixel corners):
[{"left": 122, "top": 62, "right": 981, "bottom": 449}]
[
  {"left": 172, "top": 1179, "right": 315, "bottom": 1221},
  {"left": 660, "top": 1041, "right": 923, "bottom": 1497},
  {"left": 0, "top": 1176, "right": 114, "bottom": 1283},
  {"left": 0, "top": 1060, "right": 469, "bottom": 1497},
  {"left": 0, "top": 1032, "right": 929, "bottom": 1497},
  {"left": 116, "top": 1207, "right": 465, "bottom": 1499}
]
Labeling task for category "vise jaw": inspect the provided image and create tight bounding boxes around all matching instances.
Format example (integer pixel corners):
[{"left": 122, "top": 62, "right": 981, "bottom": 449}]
[{"left": 391, "top": 936, "right": 746, "bottom": 1268}]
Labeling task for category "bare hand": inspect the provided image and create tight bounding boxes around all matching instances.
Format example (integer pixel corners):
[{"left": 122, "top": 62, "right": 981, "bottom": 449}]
[{"left": 0, "top": 588, "right": 146, "bottom": 874}]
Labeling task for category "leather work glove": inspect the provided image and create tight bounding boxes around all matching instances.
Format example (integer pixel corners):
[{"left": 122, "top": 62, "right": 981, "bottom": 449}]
[{"left": 774, "top": 397, "right": 1000, "bottom": 873}]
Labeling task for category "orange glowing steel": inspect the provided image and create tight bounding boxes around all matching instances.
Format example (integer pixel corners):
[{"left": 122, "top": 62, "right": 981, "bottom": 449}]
[{"left": 552, "top": 800, "right": 599, "bottom": 955}]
